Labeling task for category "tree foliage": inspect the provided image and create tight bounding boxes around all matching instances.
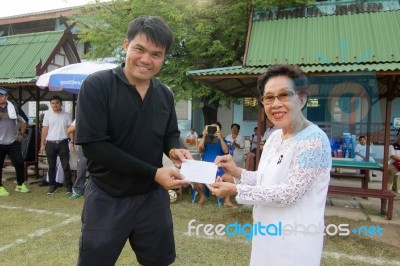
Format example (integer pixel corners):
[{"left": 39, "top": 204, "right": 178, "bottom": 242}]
[
  {"left": 253, "top": 0, "right": 314, "bottom": 7},
  {"left": 72, "top": 0, "right": 312, "bottom": 123}
]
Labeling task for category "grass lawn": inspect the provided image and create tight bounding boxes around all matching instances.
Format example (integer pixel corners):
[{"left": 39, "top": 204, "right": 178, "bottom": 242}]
[{"left": 0, "top": 180, "right": 399, "bottom": 265}]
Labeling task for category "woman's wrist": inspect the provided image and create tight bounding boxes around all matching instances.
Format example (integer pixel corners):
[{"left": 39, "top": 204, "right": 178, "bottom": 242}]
[{"left": 234, "top": 166, "right": 242, "bottom": 178}]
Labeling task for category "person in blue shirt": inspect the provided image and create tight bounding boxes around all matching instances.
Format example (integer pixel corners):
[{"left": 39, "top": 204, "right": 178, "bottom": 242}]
[{"left": 194, "top": 121, "right": 236, "bottom": 208}]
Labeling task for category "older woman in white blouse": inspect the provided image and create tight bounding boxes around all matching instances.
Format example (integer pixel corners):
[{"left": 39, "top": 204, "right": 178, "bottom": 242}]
[{"left": 210, "top": 64, "right": 331, "bottom": 266}]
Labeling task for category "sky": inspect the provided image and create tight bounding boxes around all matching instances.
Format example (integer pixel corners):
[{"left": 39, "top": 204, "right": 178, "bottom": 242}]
[{"left": 0, "top": 0, "right": 98, "bottom": 18}]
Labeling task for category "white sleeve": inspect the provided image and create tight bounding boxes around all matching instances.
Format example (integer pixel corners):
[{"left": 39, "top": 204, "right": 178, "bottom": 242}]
[
  {"left": 389, "top": 145, "right": 395, "bottom": 156},
  {"left": 261, "top": 130, "right": 268, "bottom": 141},
  {"left": 67, "top": 114, "right": 72, "bottom": 126},
  {"left": 235, "top": 132, "right": 331, "bottom": 207},
  {"left": 234, "top": 169, "right": 257, "bottom": 186},
  {"left": 355, "top": 144, "right": 361, "bottom": 153},
  {"left": 42, "top": 111, "right": 49, "bottom": 126},
  {"left": 237, "top": 135, "right": 245, "bottom": 148}
]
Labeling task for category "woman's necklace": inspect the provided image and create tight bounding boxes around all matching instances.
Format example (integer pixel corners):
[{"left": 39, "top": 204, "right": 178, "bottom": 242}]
[{"left": 266, "top": 137, "right": 285, "bottom": 166}]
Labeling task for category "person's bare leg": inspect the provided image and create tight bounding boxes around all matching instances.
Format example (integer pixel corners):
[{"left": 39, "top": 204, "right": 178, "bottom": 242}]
[
  {"left": 193, "top": 182, "right": 207, "bottom": 205},
  {"left": 223, "top": 195, "right": 237, "bottom": 208},
  {"left": 245, "top": 152, "right": 255, "bottom": 171},
  {"left": 387, "top": 164, "right": 397, "bottom": 191}
]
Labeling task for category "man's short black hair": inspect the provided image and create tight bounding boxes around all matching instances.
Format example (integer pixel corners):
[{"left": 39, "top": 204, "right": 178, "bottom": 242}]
[
  {"left": 50, "top": 95, "right": 62, "bottom": 103},
  {"left": 127, "top": 15, "right": 173, "bottom": 53},
  {"left": 231, "top": 123, "right": 240, "bottom": 131}
]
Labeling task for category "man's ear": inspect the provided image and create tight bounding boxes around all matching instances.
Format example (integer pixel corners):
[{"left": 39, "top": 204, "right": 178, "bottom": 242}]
[{"left": 123, "top": 39, "right": 129, "bottom": 52}]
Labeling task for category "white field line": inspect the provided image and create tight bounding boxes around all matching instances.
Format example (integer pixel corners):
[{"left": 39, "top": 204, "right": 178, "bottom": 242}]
[
  {"left": 183, "top": 232, "right": 250, "bottom": 244},
  {"left": 323, "top": 252, "right": 400, "bottom": 265},
  {"left": 0, "top": 205, "right": 80, "bottom": 252},
  {"left": 183, "top": 233, "right": 400, "bottom": 265}
]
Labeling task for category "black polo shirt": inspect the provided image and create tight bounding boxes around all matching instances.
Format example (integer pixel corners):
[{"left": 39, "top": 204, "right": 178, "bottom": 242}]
[{"left": 75, "top": 64, "right": 180, "bottom": 197}]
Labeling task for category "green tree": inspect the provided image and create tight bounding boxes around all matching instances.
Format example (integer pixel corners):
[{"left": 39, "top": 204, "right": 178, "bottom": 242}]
[
  {"left": 72, "top": 0, "right": 311, "bottom": 124},
  {"left": 37, "top": 103, "right": 49, "bottom": 129}
]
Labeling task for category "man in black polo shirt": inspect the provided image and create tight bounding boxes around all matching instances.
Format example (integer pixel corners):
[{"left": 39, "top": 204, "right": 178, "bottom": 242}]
[{"left": 75, "top": 16, "right": 192, "bottom": 265}]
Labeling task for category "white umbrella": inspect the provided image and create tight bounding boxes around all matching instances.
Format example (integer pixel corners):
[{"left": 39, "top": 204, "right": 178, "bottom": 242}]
[{"left": 36, "top": 61, "right": 118, "bottom": 94}]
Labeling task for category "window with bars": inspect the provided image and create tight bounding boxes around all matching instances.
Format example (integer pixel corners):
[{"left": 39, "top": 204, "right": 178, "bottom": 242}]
[{"left": 243, "top": 97, "right": 258, "bottom": 121}]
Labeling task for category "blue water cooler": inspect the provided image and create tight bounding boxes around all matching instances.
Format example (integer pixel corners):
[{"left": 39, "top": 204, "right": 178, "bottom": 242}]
[{"left": 341, "top": 134, "right": 355, "bottom": 158}]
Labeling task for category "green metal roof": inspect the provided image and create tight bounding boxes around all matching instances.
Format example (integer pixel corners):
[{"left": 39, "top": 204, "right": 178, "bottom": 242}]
[
  {"left": 0, "top": 31, "right": 65, "bottom": 84},
  {"left": 187, "top": 9, "right": 400, "bottom": 97},
  {"left": 246, "top": 10, "right": 400, "bottom": 66},
  {"left": 188, "top": 62, "right": 400, "bottom": 76}
]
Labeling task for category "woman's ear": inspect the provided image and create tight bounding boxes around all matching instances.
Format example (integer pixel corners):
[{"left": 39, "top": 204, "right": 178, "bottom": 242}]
[{"left": 300, "top": 94, "right": 308, "bottom": 109}]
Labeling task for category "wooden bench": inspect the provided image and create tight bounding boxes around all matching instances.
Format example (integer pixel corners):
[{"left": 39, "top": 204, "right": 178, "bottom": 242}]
[
  {"left": 331, "top": 172, "right": 367, "bottom": 188},
  {"left": 332, "top": 159, "right": 383, "bottom": 190},
  {"left": 3, "top": 159, "right": 41, "bottom": 182},
  {"left": 3, "top": 159, "right": 12, "bottom": 168},
  {"left": 328, "top": 185, "right": 396, "bottom": 220},
  {"left": 24, "top": 161, "right": 40, "bottom": 181}
]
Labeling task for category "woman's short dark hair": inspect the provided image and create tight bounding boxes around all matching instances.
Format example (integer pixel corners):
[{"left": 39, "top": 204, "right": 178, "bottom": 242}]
[
  {"left": 258, "top": 64, "right": 309, "bottom": 98},
  {"left": 231, "top": 123, "right": 240, "bottom": 131},
  {"left": 127, "top": 15, "right": 173, "bottom": 53}
]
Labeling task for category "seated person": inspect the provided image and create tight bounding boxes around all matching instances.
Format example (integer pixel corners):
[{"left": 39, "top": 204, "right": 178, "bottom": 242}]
[
  {"left": 245, "top": 119, "right": 278, "bottom": 171},
  {"left": 225, "top": 123, "right": 245, "bottom": 168},
  {"left": 388, "top": 130, "right": 400, "bottom": 193},
  {"left": 249, "top": 127, "right": 258, "bottom": 151},
  {"left": 354, "top": 135, "right": 376, "bottom": 177},
  {"left": 185, "top": 128, "right": 198, "bottom": 148},
  {"left": 194, "top": 122, "right": 236, "bottom": 208}
]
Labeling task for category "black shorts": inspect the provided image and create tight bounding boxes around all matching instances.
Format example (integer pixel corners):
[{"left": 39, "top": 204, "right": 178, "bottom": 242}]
[{"left": 78, "top": 179, "right": 175, "bottom": 266}]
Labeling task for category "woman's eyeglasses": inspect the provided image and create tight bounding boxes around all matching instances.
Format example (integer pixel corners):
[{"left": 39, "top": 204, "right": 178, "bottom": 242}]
[{"left": 261, "top": 91, "right": 297, "bottom": 105}]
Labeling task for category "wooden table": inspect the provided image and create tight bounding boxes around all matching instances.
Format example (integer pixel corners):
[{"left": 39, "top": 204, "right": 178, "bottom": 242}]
[
  {"left": 329, "top": 159, "right": 396, "bottom": 220},
  {"left": 331, "top": 159, "right": 382, "bottom": 190}
]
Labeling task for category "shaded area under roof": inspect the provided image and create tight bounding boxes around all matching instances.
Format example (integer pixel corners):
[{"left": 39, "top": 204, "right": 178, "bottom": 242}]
[{"left": 187, "top": 63, "right": 400, "bottom": 97}]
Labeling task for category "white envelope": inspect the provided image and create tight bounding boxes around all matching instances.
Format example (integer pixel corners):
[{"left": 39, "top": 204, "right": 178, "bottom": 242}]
[{"left": 180, "top": 160, "right": 218, "bottom": 184}]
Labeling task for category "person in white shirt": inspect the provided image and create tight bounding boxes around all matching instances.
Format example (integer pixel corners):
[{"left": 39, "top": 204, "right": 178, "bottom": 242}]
[
  {"left": 354, "top": 135, "right": 376, "bottom": 177},
  {"left": 245, "top": 119, "right": 279, "bottom": 171},
  {"left": 185, "top": 128, "right": 198, "bottom": 148},
  {"left": 186, "top": 128, "right": 198, "bottom": 139},
  {"left": 40, "top": 95, "right": 73, "bottom": 195},
  {"left": 211, "top": 64, "right": 331, "bottom": 265},
  {"left": 67, "top": 119, "right": 88, "bottom": 199},
  {"left": 225, "top": 123, "right": 245, "bottom": 168},
  {"left": 249, "top": 127, "right": 258, "bottom": 151},
  {"left": 388, "top": 130, "right": 400, "bottom": 192}
]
